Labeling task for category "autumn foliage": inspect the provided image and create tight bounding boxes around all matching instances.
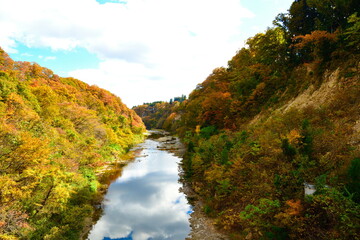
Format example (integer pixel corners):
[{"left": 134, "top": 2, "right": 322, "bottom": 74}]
[
  {"left": 0, "top": 49, "right": 145, "bottom": 239},
  {"left": 136, "top": 1, "right": 360, "bottom": 238}
]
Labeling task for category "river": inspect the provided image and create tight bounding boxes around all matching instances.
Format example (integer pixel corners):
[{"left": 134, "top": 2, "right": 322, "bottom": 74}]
[{"left": 87, "top": 130, "right": 192, "bottom": 240}]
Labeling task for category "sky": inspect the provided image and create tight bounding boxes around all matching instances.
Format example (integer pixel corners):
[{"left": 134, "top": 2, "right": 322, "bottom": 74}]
[{"left": 0, "top": 0, "right": 294, "bottom": 108}]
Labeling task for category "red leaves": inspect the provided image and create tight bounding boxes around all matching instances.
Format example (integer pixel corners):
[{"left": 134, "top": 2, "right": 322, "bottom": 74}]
[
  {"left": 292, "top": 30, "right": 337, "bottom": 49},
  {"left": 285, "top": 199, "right": 303, "bottom": 216}
]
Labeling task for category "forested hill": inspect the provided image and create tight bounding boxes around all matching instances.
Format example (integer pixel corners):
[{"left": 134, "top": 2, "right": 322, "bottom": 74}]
[
  {"left": 134, "top": 0, "right": 360, "bottom": 239},
  {"left": 0, "top": 48, "right": 145, "bottom": 239},
  {"left": 133, "top": 95, "right": 186, "bottom": 129}
]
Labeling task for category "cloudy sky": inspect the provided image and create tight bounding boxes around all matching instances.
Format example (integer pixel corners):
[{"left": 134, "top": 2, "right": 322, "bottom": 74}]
[{"left": 0, "top": 0, "right": 294, "bottom": 107}]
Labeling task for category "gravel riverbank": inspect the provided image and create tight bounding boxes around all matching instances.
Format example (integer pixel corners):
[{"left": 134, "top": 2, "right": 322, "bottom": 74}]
[{"left": 152, "top": 130, "right": 229, "bottom": 240}]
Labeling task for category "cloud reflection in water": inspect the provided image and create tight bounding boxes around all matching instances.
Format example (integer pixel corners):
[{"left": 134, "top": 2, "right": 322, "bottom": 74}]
[{"left": 88, "top": 139, "right": 191, "bottom": 240}]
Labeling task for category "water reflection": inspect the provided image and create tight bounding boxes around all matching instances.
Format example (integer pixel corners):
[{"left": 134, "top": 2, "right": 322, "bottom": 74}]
[{"left": 88, "top": 138, "right": 191, "bottom": 240}]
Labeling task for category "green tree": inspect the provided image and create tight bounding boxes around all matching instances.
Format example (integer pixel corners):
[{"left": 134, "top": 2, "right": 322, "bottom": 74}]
[{"left": 288, "top": 0, "right": 318, "bottom": 35}]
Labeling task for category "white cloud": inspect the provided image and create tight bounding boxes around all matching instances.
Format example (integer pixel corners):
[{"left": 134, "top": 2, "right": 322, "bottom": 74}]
[
  {"left": 21, "top": 53, "right": 33, "bottom": 57},
  {"left": 0, "top": 21, "right": 18, "bottom": 53},
  {"left": 0, "top": 0, "right": 254, "bottom": 107},
  {"left": 69, "top": 59, "right": 204, "bottom": 107},
  {"left": 44, "top": 56, "right": 57, "bottom": 61}
]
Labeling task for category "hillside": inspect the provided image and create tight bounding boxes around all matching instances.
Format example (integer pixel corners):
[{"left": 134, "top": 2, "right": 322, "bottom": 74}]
[
  {"left": 133, "top": 95, "right": 186, "bottom": 129},
  {"left": 134, "top": 0, "right": 360, "bottom": 239},
  {"left": 0, "top": 48, "right": 145, "bottom": 239}
]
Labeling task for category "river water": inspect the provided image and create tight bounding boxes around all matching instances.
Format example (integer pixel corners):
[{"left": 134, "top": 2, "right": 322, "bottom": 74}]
[{"left": 87, "top": 131, "right": 192, "bottom": 240}]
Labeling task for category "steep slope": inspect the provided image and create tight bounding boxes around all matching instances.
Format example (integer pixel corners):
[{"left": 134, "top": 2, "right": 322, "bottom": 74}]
[
  {"left": 0, "top": 48, "right": 145, "bottom": 239},
  {"left": 155, "top": 62, "right": 359, "bottom": 240},
  {"left": 136, "top": 1, "right": 360, "bottom": 239},
  {"left": 179, "top": 66, "right": 359, "bottom": 239}
]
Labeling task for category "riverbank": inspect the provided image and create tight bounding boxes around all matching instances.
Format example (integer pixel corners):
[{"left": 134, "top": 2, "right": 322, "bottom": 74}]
[
  {"left": 83, "top": 130, "right": 229, "bottom": 240},
  {"left": 181, "top": 183, "right": 229, "bottom": 240},
  {"left": 81, "top": 149, "right": 142, "bottom": 239},
  {"left": 87, "top": 129, "right": 190, "bottom": 239},
  {"left": 151, "top": 130, "right": 229, "bottom": 240}
]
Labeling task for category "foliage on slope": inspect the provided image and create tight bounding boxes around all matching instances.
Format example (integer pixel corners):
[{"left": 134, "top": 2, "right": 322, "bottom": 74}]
[
  {"left": 0, "top": 49, "right": 145, "bottom": 240},
  {"left": 133, "top": 95, "right": 186, "bottom": 130},
  {"left": 140, "top": 1, "right": 360, "bottom": 239}
]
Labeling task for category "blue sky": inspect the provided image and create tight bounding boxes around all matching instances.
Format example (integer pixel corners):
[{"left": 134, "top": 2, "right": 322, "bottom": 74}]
[
  {"left": 0, "top": 0, "right": 294, "bottom": 107},
  {"left": 10, "top": 43, "right": 99, "bottom": 76}
]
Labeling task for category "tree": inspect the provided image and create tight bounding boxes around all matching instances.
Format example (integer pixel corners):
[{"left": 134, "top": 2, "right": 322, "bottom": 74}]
[
  {"left": 343, "top": 13, "right": 360, "bottom": 52},
  {"left": 288, "top": 0, "right": 318, "bottom": 36},
  {"left": 246, "top": 27, "right": 289, "bottom": 67},
  {"left": 292, "top": 30, "right": 338, "bottom": 61},
  {"left": 308, "top": 0, "right": 360, "bottom": 33}
]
